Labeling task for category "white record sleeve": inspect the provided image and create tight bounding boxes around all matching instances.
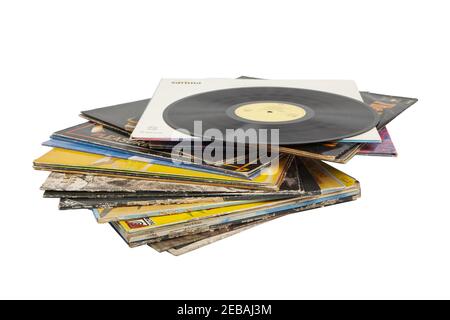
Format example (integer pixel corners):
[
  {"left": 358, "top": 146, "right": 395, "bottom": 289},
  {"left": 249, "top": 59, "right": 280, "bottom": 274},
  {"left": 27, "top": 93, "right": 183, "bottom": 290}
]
[{"left": 131, "top": 79, "right": 381, "bottom": 143}]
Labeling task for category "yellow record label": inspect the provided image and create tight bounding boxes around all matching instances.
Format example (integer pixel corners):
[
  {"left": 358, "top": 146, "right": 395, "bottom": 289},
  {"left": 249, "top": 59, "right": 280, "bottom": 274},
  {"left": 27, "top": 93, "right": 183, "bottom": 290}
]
[{"left": 234, "top": 102, "right": 306, "bottom": 122}]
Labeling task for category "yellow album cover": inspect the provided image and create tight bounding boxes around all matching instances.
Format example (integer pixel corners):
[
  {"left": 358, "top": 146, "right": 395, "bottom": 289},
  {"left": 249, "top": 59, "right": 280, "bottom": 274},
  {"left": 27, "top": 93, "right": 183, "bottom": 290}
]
[
  {"left": 302, "top": 158, "right": 346, "bottom": 193},
  {"left": 33, "top": 148, "right": 291, "bottom": 189},
  {"left": 117, "top": 200, "right": 278, "bottom": 234},
  {"left": 116, "top": 187, "right": 361, "bottom": 238},
  {"left": 111, "top": 160, "right": 359, "bottom": 233},
  {"left": 94, "top": 199, "right": 260, "bottom": 223},
  {"left": 319, "top": 162, "right": 357, "bottom": 187}
]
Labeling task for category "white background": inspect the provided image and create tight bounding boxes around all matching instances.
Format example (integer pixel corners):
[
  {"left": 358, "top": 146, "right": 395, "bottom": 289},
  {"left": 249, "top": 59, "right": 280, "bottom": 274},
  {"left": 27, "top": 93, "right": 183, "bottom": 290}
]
[{"left": 0, "top": 0, "right": 449, "bottom": 299}]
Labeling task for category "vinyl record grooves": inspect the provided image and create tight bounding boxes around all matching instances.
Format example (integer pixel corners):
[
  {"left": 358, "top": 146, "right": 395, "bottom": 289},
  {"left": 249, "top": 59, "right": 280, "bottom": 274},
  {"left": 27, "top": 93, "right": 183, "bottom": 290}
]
[{"left": 163, "top": 87, "right": 379, "bottom": 145}]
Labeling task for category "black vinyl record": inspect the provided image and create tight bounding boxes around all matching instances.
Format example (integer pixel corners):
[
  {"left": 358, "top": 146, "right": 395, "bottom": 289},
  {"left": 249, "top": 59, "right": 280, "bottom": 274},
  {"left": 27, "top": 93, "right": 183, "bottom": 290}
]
[{"left": 163, "top": 87, "right": 379, "bottom": 145}]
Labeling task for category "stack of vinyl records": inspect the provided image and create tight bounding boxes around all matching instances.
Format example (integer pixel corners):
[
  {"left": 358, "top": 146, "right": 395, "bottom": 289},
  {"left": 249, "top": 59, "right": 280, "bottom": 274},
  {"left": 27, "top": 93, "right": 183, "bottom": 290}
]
[{"left": 33, "top": 78, "right": 417, "bottom": 255}]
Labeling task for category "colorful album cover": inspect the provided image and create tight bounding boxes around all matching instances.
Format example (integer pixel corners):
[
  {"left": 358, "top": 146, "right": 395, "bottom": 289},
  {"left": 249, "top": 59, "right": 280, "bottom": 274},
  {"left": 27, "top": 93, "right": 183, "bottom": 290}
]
[
  {"left": 43, "top": 158, "right": 305, "bottom": 213},
  {"left": 358, "top": 127, "right": 397, "bottom": 157},
  {"left": 117, "top": 194, "right": 359, "bottom": 249},
  {"left": 59, "top": 193, "right": 293, "bottom": 210},
  {"left": 300, "top": 158, "right": 346, "bottom": 193},
  {"left": 112, "top": 191, "right": 360, "bottom": 246},
  {"left": 43, "top": 138, "right": 262, "bottom": 179},
  {"left": 320, "top": 162, "right": 357, "bottom": 187},
  {"left": 58, "top": 196, "right": 225, "bottom": 210},
  {"left": 41, "top": 172, "right": 247, "bottom": 194},
  {"left": 110, "top": 159, "right": 359, "bottom": 238},
  {"left": 116, "top": 201, "right": 277, "bottom": 233},
  {"left": 93, "top": 199, "right": 262, "bottom": 223},
  {"left": 50, "top": 122, "right": 268, "bottom": 178},
  {"left": 54, "top": 160, "right": 304, "bottom": 209},
  {"left": 41, "top": 156, "right": 303, "bottom": 197},
  {"left": 85, "top": 159, "right": 342, "bottom": 223},
  {"left": 33, "top": 148, "right": 292, "bottom": 190},
  {"left": 280, "top": 91, "right": 417, "bottom": 162},
  {"left": 360, "top": 92, "right": 418, "bottom": 129}
]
